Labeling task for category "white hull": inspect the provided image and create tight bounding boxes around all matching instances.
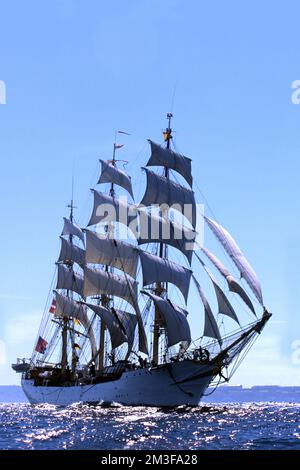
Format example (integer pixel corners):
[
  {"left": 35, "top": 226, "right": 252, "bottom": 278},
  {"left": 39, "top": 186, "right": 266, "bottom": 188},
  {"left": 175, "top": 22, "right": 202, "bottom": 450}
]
[{"left": 22, "top": 360, "right": 216, "bottom": 407}]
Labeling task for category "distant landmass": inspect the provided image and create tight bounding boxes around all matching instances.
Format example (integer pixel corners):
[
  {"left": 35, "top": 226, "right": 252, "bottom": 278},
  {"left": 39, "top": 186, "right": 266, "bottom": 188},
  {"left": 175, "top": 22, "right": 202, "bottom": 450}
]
[{"left": 1, "top": 385, "right": 300, "bottom": 404}]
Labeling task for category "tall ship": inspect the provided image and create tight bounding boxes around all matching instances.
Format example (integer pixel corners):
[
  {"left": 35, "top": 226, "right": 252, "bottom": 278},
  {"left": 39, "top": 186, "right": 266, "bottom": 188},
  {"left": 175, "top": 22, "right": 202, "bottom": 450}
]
[{"left": 13, "top": 114, "right": 271, "bottom": 406}]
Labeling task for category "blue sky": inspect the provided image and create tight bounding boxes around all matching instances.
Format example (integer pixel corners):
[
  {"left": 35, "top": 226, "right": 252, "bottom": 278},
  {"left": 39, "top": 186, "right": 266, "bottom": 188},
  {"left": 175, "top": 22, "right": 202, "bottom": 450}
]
[{"left": 1, "top": 0, "right": 300, "bottom": 386}]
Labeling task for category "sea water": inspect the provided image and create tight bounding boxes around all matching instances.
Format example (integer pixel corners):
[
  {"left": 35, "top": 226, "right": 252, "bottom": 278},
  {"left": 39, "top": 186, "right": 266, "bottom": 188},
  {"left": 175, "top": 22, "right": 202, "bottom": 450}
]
[{"left": 0, "top": 402, "right": 300, "bottom": 450}]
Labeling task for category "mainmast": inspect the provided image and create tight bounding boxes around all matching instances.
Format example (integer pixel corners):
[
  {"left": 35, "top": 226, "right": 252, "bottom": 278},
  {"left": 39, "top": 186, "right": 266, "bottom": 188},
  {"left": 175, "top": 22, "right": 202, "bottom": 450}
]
[
  {"left": 61, "top": 196, "right": 76, "bottom": 374},
  {"left": 98, "top": 136, "right": 117, "bottom": 371},
  {"left": 152, "top": 113, "right": 173, "bottom": 365}
]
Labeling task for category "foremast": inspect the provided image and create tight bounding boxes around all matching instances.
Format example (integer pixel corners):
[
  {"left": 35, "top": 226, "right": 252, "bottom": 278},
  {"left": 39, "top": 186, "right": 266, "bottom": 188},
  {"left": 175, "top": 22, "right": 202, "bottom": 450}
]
[{"left": 61, "top": 196, "right": 77, "bottom": 374}]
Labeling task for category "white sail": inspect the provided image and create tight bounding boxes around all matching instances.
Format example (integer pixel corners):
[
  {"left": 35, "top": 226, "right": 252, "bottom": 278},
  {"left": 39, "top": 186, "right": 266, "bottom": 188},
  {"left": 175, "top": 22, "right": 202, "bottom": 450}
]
[
  {"left": 205, "top": 217, "right": 263, "bottom": 305},
  {"left": 146, "top": 140, "right": 193, "bottom": 187},
  {"left": 85, "top": 230, "right": 138, "bottom": 279},
  {"left": 83, "top": 267, "right": 148, "bottom": 354},
  {"left": 61, "top": 217, "right": 85, "bottom": 244},
  {"left": 112, "top": 308, "right": 137, "bottom": 355},
  {"left": 58, "top": 237, "right": 85, "bottom": 267},
  {"left": 140, "top": 168, "right": 196, "bottom": 228},
  {"left": 54, "top": 291, "right": 97, "bottom": 358},
  {"left": 56, "top": 264, "right": 84, "bottom": 297},
  {"left": 201, "top": 247, "right": 256, "bottom": 314},
  {"left": 98, "top": 159, "right": 134, "bottom": 199},
  {"left": 142, "top": 291, "right": 191, "bottom": 348},
  {"left": 138, "top": 209, "right": 195, "bottom": 264},
  {"left": 192, "top": 275, "right": 222, "bottom": 345},
  {"left": 83, "top": 266, "right": 137, "bottom": 307},
  {"left": 197, "top": 255, "right": 240, "bottom": 325},
  {"left": 139, "top": 250, "right": 192, "bottom": 302},
  {"left": 87, "top": 190, "right": 138, "bottom": 228},
  {"left": 201, "top": 247, "right": 231, "bottom": 277},
  {"left": 85, "top": 303, "right": 128, "bottom": 349}
]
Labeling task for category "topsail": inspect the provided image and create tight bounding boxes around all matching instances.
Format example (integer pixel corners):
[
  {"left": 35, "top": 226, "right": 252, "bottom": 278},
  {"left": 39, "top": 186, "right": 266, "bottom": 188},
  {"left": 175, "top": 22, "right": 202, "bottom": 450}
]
[
  {"left": 146, "top": 140, "right": 193, "bottom": 187},
  {"left": 87, "top": 190, "right": 138, "bottom": 229},
  {"left": 98, "top": 159, "right": 134, "bottom": 199},
  {"left": 85, "top": 229, "right": 139, "bottom": 279},
  {"left": 61, "top": 217, "right": 85, "bottom": 244},
  {"left": 139, "top": 250, "right": 192, "bottom": 302},
  {"left": 140, "top": 168, "right": 196, "bottom": 228}
]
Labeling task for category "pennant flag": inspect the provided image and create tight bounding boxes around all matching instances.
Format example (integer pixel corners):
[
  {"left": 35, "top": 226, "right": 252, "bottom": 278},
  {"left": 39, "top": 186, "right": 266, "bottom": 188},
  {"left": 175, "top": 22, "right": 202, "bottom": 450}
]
[
  {"left": 118, "top": 130, "right": 130, "bottom": 135},
  {"left": 73, "top": 343, "right": 81, "bottom": 349},
  {"left": 49, "top": 298, "right": 56, "bottom": 314},
  {"left": 35, "top": 336, "right": 48, "bottom": 354},
  {"left": 114, "top": 144, "right": 124, "bottom": 149},
  {"left": 74, "top": 319, "right": 81, "bottom": 326}
]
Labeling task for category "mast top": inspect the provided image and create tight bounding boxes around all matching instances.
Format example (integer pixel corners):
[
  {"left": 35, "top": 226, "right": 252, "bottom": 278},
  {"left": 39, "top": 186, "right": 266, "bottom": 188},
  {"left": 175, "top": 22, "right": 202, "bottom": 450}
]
[
  {"left": 67, "top": 175, "right": 77, "bottom": 222},
  {"left": 67, "top": 199, "right": 77, "bottom": 222},
  {"left": 163, "top": 113, "right": 173, "bottom": 145}
]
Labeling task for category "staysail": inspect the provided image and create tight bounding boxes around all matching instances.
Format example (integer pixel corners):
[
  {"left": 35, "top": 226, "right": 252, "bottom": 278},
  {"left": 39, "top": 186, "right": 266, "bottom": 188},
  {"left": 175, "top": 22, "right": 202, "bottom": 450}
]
[
  {"left": 112, "top": 308, "right": 137, "bottom": 355},
  {"left": 142, "top": 291, "right": 191, "bottom": 348},
  {"left": 85, "top": 302, "right": 128, "bottom": 349},
  {"left": 196, "top": 254, "right": 240, "bottom": 325},
  {"left": 192, "top": 274, "right": 222, "bottom": 345},
  {"left": 201, "top": 247, "right": 256, "bottom": 315},
  {"left": 204, "top": 217, "right": 263, "bottom": 305}
]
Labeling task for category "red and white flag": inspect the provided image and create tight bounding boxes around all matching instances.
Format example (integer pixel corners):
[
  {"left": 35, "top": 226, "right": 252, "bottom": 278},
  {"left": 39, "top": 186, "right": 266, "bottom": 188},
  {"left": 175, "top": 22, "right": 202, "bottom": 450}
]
[
  {"left": 49, "top": 298, "right": 56, "bottom": 314},
  {"left": 35, "top": 336, "right": 48, "bottom": 354}
]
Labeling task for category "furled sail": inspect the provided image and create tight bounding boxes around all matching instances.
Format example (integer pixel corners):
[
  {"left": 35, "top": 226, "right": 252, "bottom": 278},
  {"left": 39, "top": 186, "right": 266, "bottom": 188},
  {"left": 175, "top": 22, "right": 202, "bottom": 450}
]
[
  {"left": 142, "top": 291, "right": 191, "bottom": 348},
  {"left": 192, "top": 275, "right": 222, "bottom": 345},
  {"left": 139, "top": 250, "right": 192, "bottom": 302},
  {"left": 98, "top": 159, "right": 134, "bottom": 199},
  {"left": 201, "top": 247, "right": 256, "bottom": 315},
  {"left": 54, "top": 291, "right": 97, "bottom": 358},
  {"left": 61, "top": 217, "right": 85, "bottom": 244},
  {"left": 204, "top": 217, "right": 263, "bottom": 305},
  {"left": 58, "top": 237, "right": 85, "bottom": 267},
  {"left": 83, "top": 266, "right": 137, "bottom": 307},
  {"left": 85, "top": 302, "right": 128, "bottom": 349},
  {"left": 56, "top": 264, "right": 84, "bottom": 297},
  {"left": 85, "top": 229, "right": 138, "bottom": 278},
  {"left": 87, "top": 190, "right": 138, "bottom": 228},
  {"left": 146, "top": 140, "right": 193, "bottom": 187},
  {"left": 140, "top": 168, "right": 196, "bottom": 228},
  {"left": 138, "top": 209, "right": 196, "bottom": 264},
  {"left": 196, "top": 254, "right": 240, "bottom": 325}
]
